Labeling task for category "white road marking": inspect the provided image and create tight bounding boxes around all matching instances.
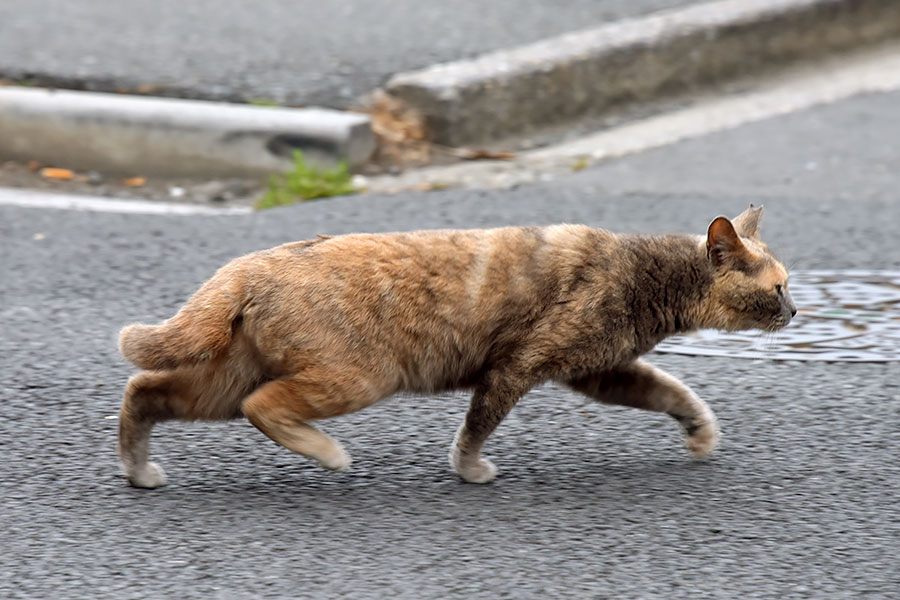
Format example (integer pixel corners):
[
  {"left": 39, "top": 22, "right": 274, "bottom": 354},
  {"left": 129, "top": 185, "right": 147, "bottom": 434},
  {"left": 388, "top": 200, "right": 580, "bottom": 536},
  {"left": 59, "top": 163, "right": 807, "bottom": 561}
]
[{"left": 0, "top": 186, "right": 251, "bottom": 215}]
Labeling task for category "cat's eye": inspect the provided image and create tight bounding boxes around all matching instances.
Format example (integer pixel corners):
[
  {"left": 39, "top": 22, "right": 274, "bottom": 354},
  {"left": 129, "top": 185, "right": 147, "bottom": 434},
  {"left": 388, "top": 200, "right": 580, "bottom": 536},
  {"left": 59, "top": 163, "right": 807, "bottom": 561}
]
[{"left": 775, "top": 284, "right": 783, "bottom": 295}]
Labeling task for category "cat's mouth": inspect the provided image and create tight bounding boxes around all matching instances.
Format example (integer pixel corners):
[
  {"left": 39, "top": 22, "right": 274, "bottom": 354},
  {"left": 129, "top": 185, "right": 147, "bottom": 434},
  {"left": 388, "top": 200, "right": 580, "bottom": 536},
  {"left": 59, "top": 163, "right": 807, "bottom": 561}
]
[{"left": 766, "top": 313, "right": 792, "bottom": 331}]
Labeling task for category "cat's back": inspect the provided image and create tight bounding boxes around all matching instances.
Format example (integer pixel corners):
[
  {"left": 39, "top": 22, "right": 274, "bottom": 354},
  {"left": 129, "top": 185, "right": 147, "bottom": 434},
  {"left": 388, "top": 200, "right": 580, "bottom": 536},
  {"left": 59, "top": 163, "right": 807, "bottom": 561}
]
[
  {"left": 263, "top": 224, "right": 614, "bottom": 293},
  {"left": 231, "top": 224, "right": 618, "bottom": 389}
]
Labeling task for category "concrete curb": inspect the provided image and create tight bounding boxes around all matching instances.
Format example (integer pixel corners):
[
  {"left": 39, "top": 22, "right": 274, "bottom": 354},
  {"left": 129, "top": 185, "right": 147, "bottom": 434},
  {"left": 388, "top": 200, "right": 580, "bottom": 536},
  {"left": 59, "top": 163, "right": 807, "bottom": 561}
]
[
  {"left": 384, "top": 0, "right": 900, "bottom": 146},
  {"left": 0, "top": 87, "right": 375, "bottom": 178},
  {"left": 365, "top": 42, "right": 900, "bottom": 194}
]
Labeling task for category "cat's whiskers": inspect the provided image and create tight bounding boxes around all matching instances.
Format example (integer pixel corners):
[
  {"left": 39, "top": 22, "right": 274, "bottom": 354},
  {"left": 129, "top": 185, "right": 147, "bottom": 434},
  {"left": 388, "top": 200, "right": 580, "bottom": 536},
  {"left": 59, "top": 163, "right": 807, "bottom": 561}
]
[
  {"left": 765, "top": 331, "right": 777, "bottom": 354},
  {"left": 749, "top": 327, "right": 779, "bottom": 357}
]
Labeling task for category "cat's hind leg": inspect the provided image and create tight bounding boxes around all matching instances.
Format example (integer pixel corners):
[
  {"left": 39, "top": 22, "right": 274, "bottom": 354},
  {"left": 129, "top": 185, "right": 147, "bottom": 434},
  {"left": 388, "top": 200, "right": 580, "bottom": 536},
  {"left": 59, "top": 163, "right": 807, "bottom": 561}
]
[
  {"left": 118, "top": 371, "right": 182, "bottom": 488},
  {"left": 566, "top": 359, "right": 719, "bottom": 458},
  {"left": 118, "top": 363, "right": 252, "bottom": 488},
  {"left": 241, "top": 372, "right": 381, "bottom": 472}
]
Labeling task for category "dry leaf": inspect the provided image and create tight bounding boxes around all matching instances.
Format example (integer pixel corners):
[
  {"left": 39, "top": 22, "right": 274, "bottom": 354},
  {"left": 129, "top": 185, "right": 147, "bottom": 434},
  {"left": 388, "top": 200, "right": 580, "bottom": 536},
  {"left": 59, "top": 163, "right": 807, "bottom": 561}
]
[
  {"left": 450, "top": 148, "right": 517, "bottom": 161},
  {"left": 368, "top": 90, "right": 427, "bottom": 143},
  {"left": 413, "top": 182, "right": 451, "bottom": 191},
  {"left": 136, "top": 83, "right": 160, "bottom": 94},
  {"left": 40, "top": 167, "right": 74, "bottom": 180},
  {"left": 366, "top": 90, "right": 433, "bottom": 167},
  {"left": 124, "top": 176, "right": 146, "bottom": 187}
]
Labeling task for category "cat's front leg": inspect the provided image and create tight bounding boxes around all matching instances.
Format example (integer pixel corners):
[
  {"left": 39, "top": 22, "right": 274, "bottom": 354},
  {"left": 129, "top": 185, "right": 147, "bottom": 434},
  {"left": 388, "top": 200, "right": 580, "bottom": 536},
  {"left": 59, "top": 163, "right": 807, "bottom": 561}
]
[
  {"left": 566, "top": 359, "right": 719, "bottom": 458},
  {"left": 450, "top": 371, "right": 532, "bottom": 483}
]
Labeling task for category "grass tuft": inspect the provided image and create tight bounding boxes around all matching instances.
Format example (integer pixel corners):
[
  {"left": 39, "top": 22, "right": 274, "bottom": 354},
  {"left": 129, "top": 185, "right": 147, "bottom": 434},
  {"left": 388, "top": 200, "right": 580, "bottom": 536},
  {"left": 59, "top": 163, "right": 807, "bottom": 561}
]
[
  {"left": 247, "top": 98, "right": 281, "bottom": 107},
  {"left": 255, "top": 151, "right": 356, "bottom": 210}
]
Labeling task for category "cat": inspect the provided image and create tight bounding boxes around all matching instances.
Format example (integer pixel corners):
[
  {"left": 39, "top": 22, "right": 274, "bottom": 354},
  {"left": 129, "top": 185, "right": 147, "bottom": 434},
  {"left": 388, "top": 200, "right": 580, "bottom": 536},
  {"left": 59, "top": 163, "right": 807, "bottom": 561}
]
[{"left": 117, "top": 204, "right": 795, "bottom": 488}]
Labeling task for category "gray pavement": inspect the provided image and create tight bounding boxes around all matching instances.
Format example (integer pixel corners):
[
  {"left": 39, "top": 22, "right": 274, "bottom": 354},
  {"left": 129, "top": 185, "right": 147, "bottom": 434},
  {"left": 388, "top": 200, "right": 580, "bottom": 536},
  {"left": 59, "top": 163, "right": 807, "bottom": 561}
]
[
  {"left": 1, "top": 89, "right": 898, "bottom": 598},
  {"left": 0, "top": 0, "right": 701, "bottom": 108},
  {"left": 571, "top": 89, "right": 900, "bottom": 206}
]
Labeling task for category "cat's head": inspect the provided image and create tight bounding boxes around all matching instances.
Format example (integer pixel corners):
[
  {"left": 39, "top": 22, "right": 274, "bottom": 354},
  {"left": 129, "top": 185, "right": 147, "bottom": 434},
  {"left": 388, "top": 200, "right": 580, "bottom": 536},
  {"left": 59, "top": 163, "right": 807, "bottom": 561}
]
[{"left": 701, "top": 205, "right": 796, "bottom": 332}]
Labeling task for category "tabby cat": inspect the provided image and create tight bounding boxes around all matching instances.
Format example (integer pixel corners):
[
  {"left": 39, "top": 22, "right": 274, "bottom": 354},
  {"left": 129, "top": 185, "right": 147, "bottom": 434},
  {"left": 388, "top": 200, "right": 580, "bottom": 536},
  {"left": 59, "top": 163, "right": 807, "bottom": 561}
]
[{"left": 118, "top": 205, "right": 795, "bottom": 488}]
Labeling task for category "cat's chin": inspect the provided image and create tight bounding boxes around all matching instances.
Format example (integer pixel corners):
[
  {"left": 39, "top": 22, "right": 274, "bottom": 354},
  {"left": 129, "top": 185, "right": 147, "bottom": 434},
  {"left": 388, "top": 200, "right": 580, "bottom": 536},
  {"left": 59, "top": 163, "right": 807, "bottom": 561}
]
[
  {"left": 764, "top": 319, "right": 791, "bottom": 332},
  {"left": 716, "top": 318, "right": 785, "bottom": 333}
]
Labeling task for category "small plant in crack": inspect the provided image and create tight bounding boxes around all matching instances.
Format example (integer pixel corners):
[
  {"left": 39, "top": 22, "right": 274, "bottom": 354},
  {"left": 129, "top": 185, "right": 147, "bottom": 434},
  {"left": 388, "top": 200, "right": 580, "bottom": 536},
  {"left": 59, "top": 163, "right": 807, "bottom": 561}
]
[{"left": 256, "top": 151, "right": 356, "bottom": 210}]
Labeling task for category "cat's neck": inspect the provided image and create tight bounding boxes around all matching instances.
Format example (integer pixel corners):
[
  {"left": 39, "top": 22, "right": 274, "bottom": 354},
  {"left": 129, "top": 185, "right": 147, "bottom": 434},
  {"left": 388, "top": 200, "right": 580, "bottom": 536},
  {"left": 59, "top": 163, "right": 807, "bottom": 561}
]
[{"left": 616, "top": 233, "right": 714, "bottom": 341}]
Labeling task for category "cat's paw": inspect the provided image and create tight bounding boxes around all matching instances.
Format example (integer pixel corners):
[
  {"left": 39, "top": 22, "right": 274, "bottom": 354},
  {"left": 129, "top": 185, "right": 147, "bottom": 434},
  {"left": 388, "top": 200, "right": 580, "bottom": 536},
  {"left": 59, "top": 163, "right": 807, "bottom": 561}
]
[
  {"left": 455, "top": 457, "right": 498, "bottom": 484},
  {"left": 318, "top": 444, "right": 352, "bottom": 472},
  {"left": 684, "top": 416, "right": 720, "bottom": 459},
  {"left": 125, "top": 461, "right": 168, "bottom": 489},
  {"left": 449, "top": 426, "right": 498, "bottom": 483},
  {"left": 450, "top": 447, "right": 498, "bottom": 483}
]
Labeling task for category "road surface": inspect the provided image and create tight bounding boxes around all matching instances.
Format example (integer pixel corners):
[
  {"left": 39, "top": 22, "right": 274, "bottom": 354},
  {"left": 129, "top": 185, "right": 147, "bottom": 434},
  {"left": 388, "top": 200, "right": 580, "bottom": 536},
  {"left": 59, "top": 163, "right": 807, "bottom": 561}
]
[{"left": 1, "top": 88, "right": 898, "bottom": 599}]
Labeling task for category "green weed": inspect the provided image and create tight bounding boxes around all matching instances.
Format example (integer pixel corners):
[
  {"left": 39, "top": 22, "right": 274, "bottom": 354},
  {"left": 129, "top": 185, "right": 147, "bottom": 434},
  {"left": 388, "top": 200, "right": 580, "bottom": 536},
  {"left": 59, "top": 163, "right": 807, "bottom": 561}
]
[
  {"left": 571, "top": 157, "right": 591, "bottom": 172},
  {"left": 255, "top": 151, "right": 356, "bottom": 210},
  {"left": 248, "top": 98, "right": 282, "bottom": 107}
]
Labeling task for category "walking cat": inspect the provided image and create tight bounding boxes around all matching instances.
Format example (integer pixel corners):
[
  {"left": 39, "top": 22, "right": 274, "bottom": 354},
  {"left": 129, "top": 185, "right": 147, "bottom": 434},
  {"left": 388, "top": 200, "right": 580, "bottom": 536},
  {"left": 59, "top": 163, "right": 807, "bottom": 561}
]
[{"left": 118, "top": 205, "right": 795, "bottom": 488}]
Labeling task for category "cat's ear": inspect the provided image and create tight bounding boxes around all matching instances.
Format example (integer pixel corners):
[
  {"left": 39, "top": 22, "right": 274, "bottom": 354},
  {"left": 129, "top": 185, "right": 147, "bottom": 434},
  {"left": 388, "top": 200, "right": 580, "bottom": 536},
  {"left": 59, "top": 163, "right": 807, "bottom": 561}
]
[
  {"left": 731, "top": 204, "right": 763, "bottom": 239},
  {"left": 706, "top": 216, "right": 749, "bottom": 267}
]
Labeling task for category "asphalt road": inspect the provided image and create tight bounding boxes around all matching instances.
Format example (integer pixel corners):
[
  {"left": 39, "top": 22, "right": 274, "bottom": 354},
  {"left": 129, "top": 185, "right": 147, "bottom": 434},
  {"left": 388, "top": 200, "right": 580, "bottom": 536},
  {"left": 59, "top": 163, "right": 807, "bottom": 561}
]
[
  {"left": 0, "top": 0, "right": 700, "bottom": 108},
  {"left": 1, "top": 91, "right": 898, "bottom": 598}
]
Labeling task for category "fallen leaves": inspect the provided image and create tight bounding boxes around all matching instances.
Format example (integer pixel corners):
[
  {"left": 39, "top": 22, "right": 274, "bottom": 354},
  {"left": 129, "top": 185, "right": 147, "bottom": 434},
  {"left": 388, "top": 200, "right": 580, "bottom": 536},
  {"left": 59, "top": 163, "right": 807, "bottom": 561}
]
[
  {"left": 412, "top": 181, "right": 451, "bottom": 191},
  {"left": 135, "top": 83, "right": 160, "bottom": 95},
  {"left": 368, "top": 90, "right": 431, "bottom": 166},
  {"left": 367, "top": 91, "right": 517, "bottom": 170},
  {"left": 40, "top": 167, "right": 74, "bottom": 180},
  {"left": 445, "top": 147, "right": 516, "bottom": 161},
  {"left": 33, "top": 162, "right": 146, "bottom": 187},
  {"left": 368, "top": 90, "right": 427, "bottom": 145}
]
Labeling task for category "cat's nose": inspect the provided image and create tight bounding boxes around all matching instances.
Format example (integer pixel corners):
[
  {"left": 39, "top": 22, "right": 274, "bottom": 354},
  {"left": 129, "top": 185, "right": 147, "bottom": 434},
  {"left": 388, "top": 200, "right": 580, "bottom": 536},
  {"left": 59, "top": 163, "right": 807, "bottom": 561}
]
[{"left": 790, "top": 307, "right": 797, "bottom": 317}]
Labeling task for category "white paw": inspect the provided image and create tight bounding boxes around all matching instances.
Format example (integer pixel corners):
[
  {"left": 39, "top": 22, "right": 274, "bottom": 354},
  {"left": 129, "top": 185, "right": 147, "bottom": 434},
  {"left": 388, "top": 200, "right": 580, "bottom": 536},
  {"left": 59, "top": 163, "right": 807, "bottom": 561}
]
[
  {"left": 455, "top": 457, "right": 498, "bottom": 484},
  {"left": 125, "top": 461, "right": 168, "bottom": 488},
  {"left": 318, "top": 445, "right": 352, "bottom": 472},
  {"left": 684, "top": 416, "right": 720, "bottom": 459},
  {"left": 449, "top": 426, "right": 498, "bottom": 483},
  {"left": 450, "top": 445, "right": 498, "bottom": 483}
]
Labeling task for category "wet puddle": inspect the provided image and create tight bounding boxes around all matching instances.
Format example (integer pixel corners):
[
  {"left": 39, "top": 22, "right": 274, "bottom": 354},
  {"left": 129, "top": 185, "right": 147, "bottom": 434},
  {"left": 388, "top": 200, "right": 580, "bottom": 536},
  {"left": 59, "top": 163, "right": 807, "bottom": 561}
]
[{"left": 655, "top": 270, "right": 900, "bottom": 362}]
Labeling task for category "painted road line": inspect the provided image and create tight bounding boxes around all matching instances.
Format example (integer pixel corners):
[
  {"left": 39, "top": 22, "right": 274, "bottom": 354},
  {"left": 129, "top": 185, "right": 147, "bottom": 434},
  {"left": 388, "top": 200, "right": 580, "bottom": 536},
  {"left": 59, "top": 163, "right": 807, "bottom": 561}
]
[{"left": 0, "top": 187, "right": 252, "bottom": 216}]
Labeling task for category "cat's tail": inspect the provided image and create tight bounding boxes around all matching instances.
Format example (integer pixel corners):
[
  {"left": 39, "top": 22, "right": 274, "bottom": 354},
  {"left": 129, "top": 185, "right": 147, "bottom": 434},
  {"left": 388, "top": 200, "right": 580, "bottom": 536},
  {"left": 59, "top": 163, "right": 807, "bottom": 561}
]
[{"left": 119, "top": 267, "right": 246, "bottom": 371}]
